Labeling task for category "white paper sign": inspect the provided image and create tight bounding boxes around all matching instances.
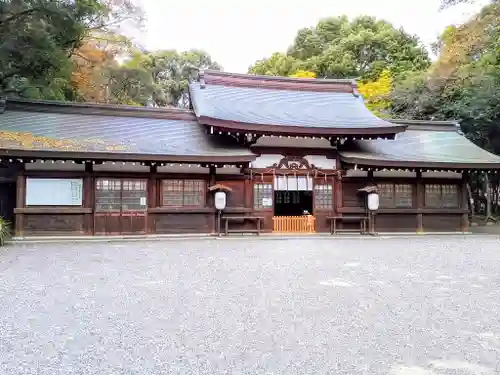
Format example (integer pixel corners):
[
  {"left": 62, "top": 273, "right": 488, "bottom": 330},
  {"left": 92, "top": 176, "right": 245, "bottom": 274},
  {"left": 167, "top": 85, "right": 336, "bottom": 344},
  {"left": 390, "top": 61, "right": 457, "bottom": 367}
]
[
  {"left": 262, "top": 198, "right": 273, "bottom": 207},
  {"left": 140, "top": 197, "right": 147, "bottom": 206},
  {"left": 26, "top": 178, "right": 83, "bottom": 206}
]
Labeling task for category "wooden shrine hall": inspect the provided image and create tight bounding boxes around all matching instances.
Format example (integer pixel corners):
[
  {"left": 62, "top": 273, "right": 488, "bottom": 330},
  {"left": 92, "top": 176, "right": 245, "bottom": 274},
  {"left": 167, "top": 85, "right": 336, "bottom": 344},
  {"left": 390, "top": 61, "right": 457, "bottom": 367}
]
[{"left": 1, "top": 69, "right": 500, "bottom": 237}]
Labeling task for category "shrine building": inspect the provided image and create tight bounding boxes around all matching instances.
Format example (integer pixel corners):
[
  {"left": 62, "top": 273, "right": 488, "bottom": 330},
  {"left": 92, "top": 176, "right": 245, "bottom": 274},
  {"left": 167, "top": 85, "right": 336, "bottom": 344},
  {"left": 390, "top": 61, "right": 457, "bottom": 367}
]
[{"left": 1, "top": 70, "right": 500, "bottom": 237}]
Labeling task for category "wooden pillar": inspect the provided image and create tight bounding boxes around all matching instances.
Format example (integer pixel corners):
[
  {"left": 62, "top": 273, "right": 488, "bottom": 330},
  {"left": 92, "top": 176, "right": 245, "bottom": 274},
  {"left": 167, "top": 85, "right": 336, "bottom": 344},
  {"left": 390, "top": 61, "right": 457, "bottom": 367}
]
[
  {"left": 83, "top": 162, "right": 94, "bottom": 235},
  {"left": 335, "top": 172, "right": 343, "bottom": 215},
  {"left": 416, "top": 169, "right": 424, "bottom": 233},
  {"left": 244, "top": 163, "right": 253, "bottom": 211},
  {"left": 460, "top": 170, "right": 469, "bottom": 232},
  {"left": 15, "top": 164, "right": 26, "bottom": 237},
  {"left": 209, "top": 165, "right": 217, "bottom": 233},
  {"left": 147, "top": 165, "right": 158, "bottom": 234},
  {"left": 367, "top": 170, "right": 375, "bottom": 233}
]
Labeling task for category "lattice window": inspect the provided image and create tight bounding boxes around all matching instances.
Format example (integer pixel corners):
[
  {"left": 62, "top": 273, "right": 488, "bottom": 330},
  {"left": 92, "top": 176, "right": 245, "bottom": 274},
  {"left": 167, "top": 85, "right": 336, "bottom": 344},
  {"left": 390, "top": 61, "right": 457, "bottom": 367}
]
[
  {"left": 442, "top": 184, "right": 459, "bottom": 208},
  {"left": 378, "top": 184, "right": 394, "bottom": 208},
  {"left": 96, "top": 179, "right": 122, "bottom": 212},
  {"left": 121, "top": 180, "right": 147, "bottom": 211},
  {"left": 254, "top": 183, "right": 273, "bottom": 209},
  {"left": 162, "top": 180, "right": 205, "bottom": 207},
  {"left": 314, "top": 183, "right": 333, "bottom": 209},
  {"left": 425, "top": 184, "right": 459, "bottom": 208},
  {"left": 95, "top": 179, "right": 147, "bottom": 212},
  {"left": 378, "top": 183, "right": 413, "bottom": 208},
  {"left": 395, "top": 184, "right": 413, "bottom": 208}
]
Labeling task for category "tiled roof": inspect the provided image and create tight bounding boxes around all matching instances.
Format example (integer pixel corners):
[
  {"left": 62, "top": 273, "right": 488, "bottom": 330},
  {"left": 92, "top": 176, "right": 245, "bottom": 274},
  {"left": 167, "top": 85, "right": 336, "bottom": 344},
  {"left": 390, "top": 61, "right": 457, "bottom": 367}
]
[
  {"left": 0, "top": 100, "right": 255, "bottom": 163},
  {"left": 340, "top": 121, "right": 500, "bottom": 169},
  {"left": 189, "top": 82, "right": 404, "bottom": 134}
]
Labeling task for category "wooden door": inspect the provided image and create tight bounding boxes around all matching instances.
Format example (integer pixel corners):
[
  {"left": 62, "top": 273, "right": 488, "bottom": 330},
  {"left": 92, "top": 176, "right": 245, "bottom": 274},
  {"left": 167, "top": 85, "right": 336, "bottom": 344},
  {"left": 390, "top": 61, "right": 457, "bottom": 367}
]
[
  {"left": 95, "top": 178, "right": 147, "bottom": 235},
  {"left": 314, "top": 176, "right": 335, "bottom": 233}
]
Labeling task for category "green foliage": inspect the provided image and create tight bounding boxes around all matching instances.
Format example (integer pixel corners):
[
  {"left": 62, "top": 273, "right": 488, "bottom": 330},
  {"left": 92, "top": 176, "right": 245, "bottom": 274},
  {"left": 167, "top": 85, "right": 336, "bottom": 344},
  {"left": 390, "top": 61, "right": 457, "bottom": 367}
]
[
  {"left": 0, "top": 0, "right": 220, "bottom": 107},
  {"left": 249, "top": 16, "right": 430, "bottom": 81},
  {"left": 104, "top": 65, "right": 154, "bottom": 106},
  {"left": 0, "top": 0, "right": 142, "bottom": 100},
  {"left": 249, "top": 53, "right": 299, "bottom": 76},
  {"left": 114, "top": 49, "right": 221, "bottom": 107},
  {"left": 289, "top": 70, "right": 317, "bottom": 78},
  {"left": 358, "top": 70, "right": 393, "bottom": 117},
  {"left": 0, "top": 216, "right": 11, "bottom": 244},
  {"left": 390, "top": 1, "right": 500, "bottom": 155}
]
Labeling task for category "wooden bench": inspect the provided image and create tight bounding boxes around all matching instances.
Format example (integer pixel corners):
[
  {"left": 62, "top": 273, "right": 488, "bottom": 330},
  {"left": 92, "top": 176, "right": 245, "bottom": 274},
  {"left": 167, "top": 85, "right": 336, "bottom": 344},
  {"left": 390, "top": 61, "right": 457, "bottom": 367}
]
[
  {"left": 222, "top": 216, "right": 264, "bottom": 236},
  {"left": 327, "top": 216, "right": 369, "bottom": 235}
]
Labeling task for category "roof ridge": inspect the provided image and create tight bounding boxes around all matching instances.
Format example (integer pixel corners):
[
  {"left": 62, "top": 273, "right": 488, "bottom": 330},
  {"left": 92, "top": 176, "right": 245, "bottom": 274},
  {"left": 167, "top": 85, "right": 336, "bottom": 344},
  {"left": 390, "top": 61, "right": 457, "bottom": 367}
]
[
  {"left": 197, "top": 70, "right": 357, "bottom": 95},
  {"left": 200, "top": 69, "right": 357, "bottom": 86},
  {"left": 4, "top": 98, "right": 196, "bottom": 121}
]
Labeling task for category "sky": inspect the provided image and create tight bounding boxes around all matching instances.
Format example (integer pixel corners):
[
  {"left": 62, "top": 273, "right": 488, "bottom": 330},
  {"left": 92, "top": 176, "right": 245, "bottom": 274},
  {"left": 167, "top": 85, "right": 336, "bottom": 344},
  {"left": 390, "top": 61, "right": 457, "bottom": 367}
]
[{"left": 140, "top": 0, "right": 490, "bottom": 73}]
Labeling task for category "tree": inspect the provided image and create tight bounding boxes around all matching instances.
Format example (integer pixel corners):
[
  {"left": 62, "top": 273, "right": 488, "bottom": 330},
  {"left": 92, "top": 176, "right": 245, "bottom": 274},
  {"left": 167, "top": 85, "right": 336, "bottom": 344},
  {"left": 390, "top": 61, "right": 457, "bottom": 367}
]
[
  {"left": 440, "top": 0, "right": 478, "bottom": 8},
  {"left": 289, "top": 70, "right": 316, "bottom": 78},
  {"left": 249, "top": 53, "right": 299, "bottom": 76},
  {"left": 0, "top": 0, "right": 142, "bottom": 100},
  {"left": 70, "top": 32, "right": 134, "bottom": 102},
  {"left": 104, "top": 65, "right": 153, "bottom": 105},
  {"left": 390, "top": 0, "right": 500, "bottom": 149},
  {"left": 248, "top": 16, "right": 430, "bottom": 81},
  {"left": 127, "top": 49, "right": 221, "bottom": 107},
  {"left": 357, "top": 69, "right": 393, "bottom": 117}
]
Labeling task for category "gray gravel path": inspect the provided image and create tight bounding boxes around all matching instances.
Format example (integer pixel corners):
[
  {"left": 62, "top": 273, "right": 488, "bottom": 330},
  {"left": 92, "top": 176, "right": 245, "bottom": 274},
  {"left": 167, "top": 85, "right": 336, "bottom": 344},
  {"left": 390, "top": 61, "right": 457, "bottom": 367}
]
[{"left": 1, "top": 236, "right": 500, "bottom": 374}]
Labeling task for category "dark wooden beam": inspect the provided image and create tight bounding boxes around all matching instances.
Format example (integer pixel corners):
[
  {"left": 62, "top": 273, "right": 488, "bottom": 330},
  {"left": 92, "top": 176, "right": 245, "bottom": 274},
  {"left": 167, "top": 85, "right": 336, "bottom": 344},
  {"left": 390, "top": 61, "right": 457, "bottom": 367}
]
[
  {"left": 460, "top": 171, "right": 469, "bottom": 232},
  {"left": 416, "top": 169, "right": 424, "bottom": 233},
  {"left": 208, "top": 165, "right": 217, "bottom": 234},
  {"left": 147, "top": 165, "right": 158, "bottom": 234},
  {"left": 83, "top": 162, "right": 94, "bottom": 235},
  {"left": 15, "top": 163, "right": 25, "bottom": 237}
]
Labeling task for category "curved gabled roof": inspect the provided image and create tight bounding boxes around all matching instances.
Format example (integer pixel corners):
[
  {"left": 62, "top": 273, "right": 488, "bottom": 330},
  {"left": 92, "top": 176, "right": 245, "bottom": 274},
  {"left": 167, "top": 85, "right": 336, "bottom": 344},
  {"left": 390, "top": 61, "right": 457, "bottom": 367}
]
[
  {"left": 189, "top": 70, "right": 406, "bottom": 137},
  {"left": 339, "top": 120, "right": 500, "bottom": 169}
]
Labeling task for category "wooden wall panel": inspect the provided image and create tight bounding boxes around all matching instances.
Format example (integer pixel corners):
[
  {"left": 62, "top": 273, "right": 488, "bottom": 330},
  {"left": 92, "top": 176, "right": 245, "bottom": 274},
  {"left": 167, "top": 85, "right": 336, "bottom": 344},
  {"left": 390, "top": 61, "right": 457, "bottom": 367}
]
[
  {"left": 219, "top": 180, "right": 246, "bottom": 207},
  {"left": 315, "top": 212, "right": 332, "bottom": 233},
  {"left": 95, "top": 215, "right": 122, "bottom": 235},
  {"left": 121, "top": 215, "right": 147, "bottom": 234},
  {"left": 375, "top": 214, "right": 417, "bottom": 232},
  {"left": 342, "top": 180, "right": 366, "bottom": 208},
  {"left": 154, "top": 213, "right": 212, "bottom": 234},
  {"left": 23, "top": 214, "right": 84, "bottom": 236},
  {"left": 423, "top": 214, "right": 462, "bottom": 232}
]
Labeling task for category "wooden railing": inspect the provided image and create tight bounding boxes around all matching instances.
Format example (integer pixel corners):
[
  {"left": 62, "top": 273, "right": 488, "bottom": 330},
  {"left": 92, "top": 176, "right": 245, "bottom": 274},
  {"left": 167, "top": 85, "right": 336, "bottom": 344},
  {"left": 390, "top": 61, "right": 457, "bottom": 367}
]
[{"left": 273, "top": 215, "right": 316, "bottom": 233}]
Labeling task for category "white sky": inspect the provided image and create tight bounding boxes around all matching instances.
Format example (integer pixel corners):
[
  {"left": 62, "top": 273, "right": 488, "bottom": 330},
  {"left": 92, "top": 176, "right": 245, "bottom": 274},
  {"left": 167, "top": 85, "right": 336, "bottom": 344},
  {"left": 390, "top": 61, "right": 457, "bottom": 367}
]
[{"left": 140, "top": 0, "right": 489, "bottom": 73}]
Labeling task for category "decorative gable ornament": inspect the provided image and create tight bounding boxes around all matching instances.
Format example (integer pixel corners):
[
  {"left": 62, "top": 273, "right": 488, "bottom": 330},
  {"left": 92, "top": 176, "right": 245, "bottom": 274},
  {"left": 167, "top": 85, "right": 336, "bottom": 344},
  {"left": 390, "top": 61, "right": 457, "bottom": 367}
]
[{"left": 270, "top": 156, "right": 314, "bottom": 170}]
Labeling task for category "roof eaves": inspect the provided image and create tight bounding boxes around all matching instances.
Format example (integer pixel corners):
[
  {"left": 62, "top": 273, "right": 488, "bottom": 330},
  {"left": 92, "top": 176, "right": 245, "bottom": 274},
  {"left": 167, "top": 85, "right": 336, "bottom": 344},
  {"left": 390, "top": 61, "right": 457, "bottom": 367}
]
[
  {"left": 389, "top": 119, "right": 460, "bottom": 132},
  {"left": 198, "top": 116, "right": 407, "bottom": 137},
  {"left": 0, "top": 148, "right": 257, "bottom": 164},
  {"left": 339, "top": 153, "right": 500, "bottom": 170}
]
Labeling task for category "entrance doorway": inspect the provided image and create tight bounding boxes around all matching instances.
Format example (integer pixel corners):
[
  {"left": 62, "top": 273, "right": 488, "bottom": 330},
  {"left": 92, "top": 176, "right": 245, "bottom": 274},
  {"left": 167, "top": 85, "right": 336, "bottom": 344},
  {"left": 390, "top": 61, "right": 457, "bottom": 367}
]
[
  {"left": 274, "top": 191, "right": 313, "bottom": 216},
  {"left": 0, "top": 182, "right": 16, "bottom": 233},
  {"left": 94, "top": 178, "right": 147, "bottom": 235},
  {"left": 272, "top": 175, "right": 315, "bottom": 233}
]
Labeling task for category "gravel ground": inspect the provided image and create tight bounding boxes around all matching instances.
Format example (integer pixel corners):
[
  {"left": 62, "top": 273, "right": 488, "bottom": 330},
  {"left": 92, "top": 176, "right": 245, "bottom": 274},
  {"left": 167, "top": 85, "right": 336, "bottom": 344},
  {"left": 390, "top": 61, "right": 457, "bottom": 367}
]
[{"left": 1, "top": 236, "right": 500, "bottom": 375}]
